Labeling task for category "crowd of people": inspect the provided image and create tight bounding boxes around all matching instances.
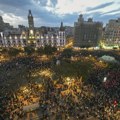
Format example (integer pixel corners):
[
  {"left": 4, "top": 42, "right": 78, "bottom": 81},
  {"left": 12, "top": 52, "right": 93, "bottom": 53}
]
[
  {"left": 0, "top": 51, "right": 120, "bottom": 120},
  {"left": 34, "top": 65, "right": 120, "bottom": 120},
  {"left": 0, "top": 56, "right": 52, "bottom": 119},
  {"left": 86, "top": 64, "right": 120, "bottom": 119},
  {"left": 0, "top": 91, "right": 23, "bottom": 119}
]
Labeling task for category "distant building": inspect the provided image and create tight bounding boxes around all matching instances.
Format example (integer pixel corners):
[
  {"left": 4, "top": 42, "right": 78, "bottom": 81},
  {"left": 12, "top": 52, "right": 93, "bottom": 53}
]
[
  {"left": 74, "top": 14, "right": 103, "bottom": 47},
  {"left": 0, "top": 16, "right": 13, "bottom": 32},
  {"left": 18, "top": 25, "right": 26, "bottom": 30},
  {"left": 65, "top": 26, "right": 74, "bottom": 38},
  {"left": 0, "top": 10, "right": 66, "bottom": 48},
  {"left": 0, "top": 16, "right": 5, "bottom": 32},
  {"left": 104, "top": 18, "right": 120, "bottom": 47}
]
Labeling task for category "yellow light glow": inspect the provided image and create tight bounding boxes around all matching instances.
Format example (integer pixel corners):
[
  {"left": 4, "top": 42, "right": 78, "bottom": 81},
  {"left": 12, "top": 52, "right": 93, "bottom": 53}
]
[
  {"left": 38, "top": 84, "right": 42, "bottom": 88},
  {"left": 23, "top": 36, "right": 26, "bottom": 39},
  {"left": 20, "top": 86, "right": 29, "bottom": 93},
  {"left": 35, "top": 48, "right": 37, "bottom": 51},
  {"left": 15, "top": 36, "right": 17, "bottom": 40},
  {"left": 0, "top": 56, "right": 4, "bottom": 59},
  {"left": 21, "top": 47, "right": 24, "bottom": 51},
  {"left": 65, "top": 77, "right": 72, "bottom": 85},
  {"left": 28, "top": 40, "right": 31, "bottom": 43},
  {"left": 38, "top": 69, "right": 53, "bottom": 78},
  {"left": 9, "top": 36, "right": 12, "bottom": 40},
  {"left": 37, "top": 36, "right": 39, "bottom": 39},
  {"left": 30, "top": 30, "right": 34, "bottom": 34}
]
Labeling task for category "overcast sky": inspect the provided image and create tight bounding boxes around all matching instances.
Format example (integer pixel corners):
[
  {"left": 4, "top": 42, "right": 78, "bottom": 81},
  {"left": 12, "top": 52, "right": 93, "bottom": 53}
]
[{"left": 0, "top": 0, "right": 120, "bottom": 27}]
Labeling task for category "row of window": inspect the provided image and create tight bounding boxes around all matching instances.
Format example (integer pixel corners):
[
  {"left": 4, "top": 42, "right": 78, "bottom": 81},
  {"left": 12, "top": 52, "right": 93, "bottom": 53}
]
[
  {"left": 0, "top": 41, "right": 65, "bottom": 46},
  {"left": 0, "top": 39, "right": 65, "bottom": 43},
  {"left": 0, "top": 43, "right": 65, "bottom": 47},
  {"left": 0, "top": 35, "right": 66, "bottom": 40}
]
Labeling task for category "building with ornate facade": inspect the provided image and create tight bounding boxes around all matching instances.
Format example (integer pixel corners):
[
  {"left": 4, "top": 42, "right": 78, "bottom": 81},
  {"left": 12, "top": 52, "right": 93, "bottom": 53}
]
[
  {"left": 0, "top": 10, "right": 66, "bottom": 48},
  {"left": 74, "top": 14, "right": 103, "bottom": 47},
  {"left": 104, "top": 18, "right": 120, "bottom": 48}
]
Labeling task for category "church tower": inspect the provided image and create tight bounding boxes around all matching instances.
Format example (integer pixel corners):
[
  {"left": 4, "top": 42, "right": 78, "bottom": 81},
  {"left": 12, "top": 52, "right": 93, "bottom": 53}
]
[
  {"left": 28, "top": 10, "right": 34, "bottom": 29},
  {"left": 59, "top": 22, "right": 64, "bottom": 31}
]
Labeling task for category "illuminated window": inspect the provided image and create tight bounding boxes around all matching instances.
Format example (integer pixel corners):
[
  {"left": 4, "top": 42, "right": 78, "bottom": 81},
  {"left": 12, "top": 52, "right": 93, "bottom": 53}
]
[
  {"left": 23, "top": 36, "right": 26, "bottom": 39},
  {"left": 9, "top": 36, "right": 12, "bottom": 40},
  {"left": 28, "top": 40, "right": 30, "bottom": 43},
  {"left": 30, "top": 30, "right": 34, "bottom": 34},
  {"left": 15, "top": 36, "right": 17, "bottom": 40}
]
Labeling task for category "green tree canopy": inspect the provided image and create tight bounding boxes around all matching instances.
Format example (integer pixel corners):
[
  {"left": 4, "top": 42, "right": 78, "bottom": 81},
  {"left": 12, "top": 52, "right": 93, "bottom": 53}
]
[
  {"left": 8, "top": 48, "right": 21, "bottom": 57},
  {"left": 1, "top": 48, "right": 8, "bottom": 54},
  {"left": 36, "top": 47, "right": 44, "bottom": 55},
  {"left": 24, "top": 46, "right": 35, "bottom": 56},
  {"left": 44, "top": 45, "right": 57, "bottom": 55},
  {"left": 61, "top": 48, "right": 73, "bottom": 58}
]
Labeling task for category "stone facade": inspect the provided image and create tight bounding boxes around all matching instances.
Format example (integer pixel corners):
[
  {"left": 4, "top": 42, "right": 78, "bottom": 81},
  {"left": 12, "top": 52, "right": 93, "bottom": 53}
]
[
  {"left": 74, "top": 14, "right": 103, "bottom": 47},
  {"left": 104, "top": 18, "right": 120, "bottom": 47},
  {"left": 0, "top": 10, "right": 66, "bottom": 48}
]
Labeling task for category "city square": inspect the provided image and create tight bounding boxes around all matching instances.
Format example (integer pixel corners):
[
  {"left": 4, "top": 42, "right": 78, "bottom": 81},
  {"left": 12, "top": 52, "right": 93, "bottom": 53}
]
[
  {"left": 0, "top": 49, "right": 120, "bottom": 120},
  {"left": 0, "top": 0, "right": 120, "bottom": 120}
]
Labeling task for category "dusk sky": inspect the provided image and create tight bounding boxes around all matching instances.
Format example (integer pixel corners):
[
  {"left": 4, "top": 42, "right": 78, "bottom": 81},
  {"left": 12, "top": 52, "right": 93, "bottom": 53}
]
[{"left": 0, "top": 0, "right": 120, "bottom": 27}]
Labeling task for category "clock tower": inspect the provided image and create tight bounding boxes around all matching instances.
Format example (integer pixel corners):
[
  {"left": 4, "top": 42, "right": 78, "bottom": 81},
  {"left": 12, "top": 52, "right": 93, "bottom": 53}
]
[
  {"left": 28, "top": 10, "right": 35, "bottom": 47},
  {"left": 28, "top": 10, "right": 34, "bottom": 29}
]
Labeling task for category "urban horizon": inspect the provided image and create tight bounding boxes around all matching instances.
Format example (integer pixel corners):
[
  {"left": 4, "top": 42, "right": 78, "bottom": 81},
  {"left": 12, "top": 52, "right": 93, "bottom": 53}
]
[
  {"left": 0, "top": 9, "right": 120, "bottom": 28},
  {"left": 0, "top": 0, "right": 120, "bottom": 27}
]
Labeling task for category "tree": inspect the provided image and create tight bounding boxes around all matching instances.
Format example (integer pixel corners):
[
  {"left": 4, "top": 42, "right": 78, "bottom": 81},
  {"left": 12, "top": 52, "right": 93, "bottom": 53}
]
[
  {"left": 51, "top": 46, "right": 57, "bottom": 53},
  {"left": 1, "top": 48, "right": 8, "bottom": 54},
  {"left": 44, "top": 45, "right": 57, "bottom": 56},
  {"left": 8, "top": 48, "right": 20, "bottom": 58},
  {"left": 24, "top": 46, "right": 35, "bottom": 56},
  {"left": 36, "top": 47, "right": 44, "bottom": 55},
  {"left": 61, "top": 48, "right": 73, "bottom": 58}
]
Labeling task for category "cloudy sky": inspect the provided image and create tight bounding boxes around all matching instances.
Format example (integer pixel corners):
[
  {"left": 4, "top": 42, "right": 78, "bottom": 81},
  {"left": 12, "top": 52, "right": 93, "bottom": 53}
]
[{"left": 0, "top": 0, "right": 120, "bottom": 27}]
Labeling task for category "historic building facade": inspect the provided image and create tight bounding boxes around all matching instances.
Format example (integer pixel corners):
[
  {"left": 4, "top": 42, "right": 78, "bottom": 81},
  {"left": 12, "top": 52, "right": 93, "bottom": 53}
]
[
  {"left": 74, "top": 14, "right": 103, "bottom": 47},
  {"left": 0, "top": 10, "right": 66, "bottom": 48},
  {"left": 104, "top": 18, "right": 120, "bottom": 47}
]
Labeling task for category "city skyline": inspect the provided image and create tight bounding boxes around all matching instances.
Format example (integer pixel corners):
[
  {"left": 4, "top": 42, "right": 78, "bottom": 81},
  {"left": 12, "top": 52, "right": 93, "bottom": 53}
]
[{"left": 0, "top": 0, "right": 120, "bottom": 27}]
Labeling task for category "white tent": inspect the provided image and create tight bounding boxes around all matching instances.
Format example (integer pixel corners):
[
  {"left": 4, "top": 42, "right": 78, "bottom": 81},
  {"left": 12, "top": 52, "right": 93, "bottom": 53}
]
[{"left": 99, "top": 55, "right": 118, "bottom": 63}]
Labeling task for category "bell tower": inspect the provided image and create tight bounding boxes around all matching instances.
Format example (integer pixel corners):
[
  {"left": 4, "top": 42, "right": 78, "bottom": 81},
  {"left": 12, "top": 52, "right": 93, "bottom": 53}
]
[
  {"left": 28, "top": 10, "right": 34, "bottom": 29},
  {"left": 27, "top": 10, "right": 35, "bottom": 47}
]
